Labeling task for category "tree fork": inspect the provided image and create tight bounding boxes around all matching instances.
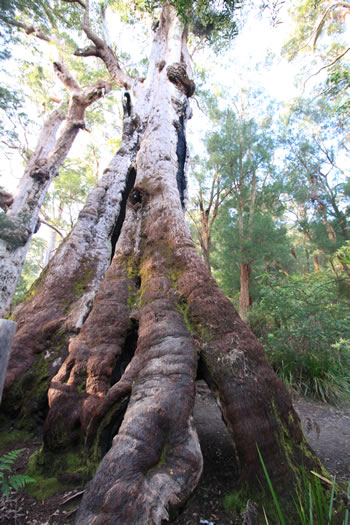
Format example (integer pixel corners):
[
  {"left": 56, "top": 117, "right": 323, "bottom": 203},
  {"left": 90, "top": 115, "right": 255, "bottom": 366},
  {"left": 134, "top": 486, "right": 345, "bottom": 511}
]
[{"left": 2, "top": 103, "right": 142, "bottom": 417}]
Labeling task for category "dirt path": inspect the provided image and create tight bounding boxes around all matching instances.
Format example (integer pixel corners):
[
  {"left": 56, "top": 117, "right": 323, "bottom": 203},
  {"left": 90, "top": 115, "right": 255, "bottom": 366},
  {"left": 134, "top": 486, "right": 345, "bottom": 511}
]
[
  {"left": 1, "top": 382, "right": 349, "bottom": 524},
  {"left": 173, "top": 382, "right": 350, "bottom": 525}
]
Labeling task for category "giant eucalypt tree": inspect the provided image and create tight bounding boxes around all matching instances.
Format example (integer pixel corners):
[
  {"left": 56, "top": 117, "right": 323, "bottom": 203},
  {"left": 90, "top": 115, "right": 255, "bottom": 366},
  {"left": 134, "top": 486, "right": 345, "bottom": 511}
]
[{"left": 2, "top": 1, "right": 326, "bottom": 523}]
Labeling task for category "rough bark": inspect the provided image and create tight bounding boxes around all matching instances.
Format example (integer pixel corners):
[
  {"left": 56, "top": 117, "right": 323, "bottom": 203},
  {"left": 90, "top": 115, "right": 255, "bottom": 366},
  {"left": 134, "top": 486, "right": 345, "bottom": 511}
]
[
  {"left": 2, "top": 104, "right": 141, "bottom": 421},
  {"left": 2, "top": 5, "right": 326, "bottom": 524}
]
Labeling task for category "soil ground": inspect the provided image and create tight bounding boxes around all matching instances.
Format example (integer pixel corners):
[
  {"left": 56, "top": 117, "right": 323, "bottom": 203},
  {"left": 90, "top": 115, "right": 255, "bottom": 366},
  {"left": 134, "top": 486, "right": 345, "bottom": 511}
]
[{"left": 0, "top": 381, "right": 349, "bottom": 525}]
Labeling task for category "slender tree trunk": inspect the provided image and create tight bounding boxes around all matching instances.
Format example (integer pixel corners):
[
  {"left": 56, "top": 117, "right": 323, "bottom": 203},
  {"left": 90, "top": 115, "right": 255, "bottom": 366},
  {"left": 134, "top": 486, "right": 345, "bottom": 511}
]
[
  {"left": 0, "top": 66, "right": 111, "bottom": 317},
  {"left": 0, "top": 106, "right": 65, "bottom": 316},
  {"left": 239, "top": 262, "right": 251, "bottom": 321},
  {"left": 2, "top": 6, "right": 325, "bottom": 524},
  {"left": 43, "top": 226, "right": 58, "bottom": 267},
  {"left": 0, "top": 320, "right": 17, "bottom": 403},
  {"left": 200, "top": 224, "right": 211, "bottom": 271},
  {"left": 313, "top": 253, "right": 320, "bottom": 272},
  {"left": 43, "top": 206, "right": 63, "bottom": 266}
]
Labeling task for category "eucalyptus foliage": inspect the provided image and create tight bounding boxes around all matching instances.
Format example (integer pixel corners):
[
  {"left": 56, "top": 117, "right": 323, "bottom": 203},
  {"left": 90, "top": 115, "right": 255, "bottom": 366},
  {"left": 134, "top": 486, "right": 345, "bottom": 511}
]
[
  {"left": 250, "top": 271, "right": 350, "bottom": 403},
  {"left": 131, "top": 0, "right": 242, "bottom": 48}
]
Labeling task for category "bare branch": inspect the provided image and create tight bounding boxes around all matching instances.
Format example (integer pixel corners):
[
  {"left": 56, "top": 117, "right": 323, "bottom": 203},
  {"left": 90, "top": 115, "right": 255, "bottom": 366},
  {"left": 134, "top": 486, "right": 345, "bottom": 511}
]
[
  {"left": 218, "top": 186, "right": 233, "bottom": 208},
  {"left": 39, "top": 218, "right": 64, "bottom": 238},
  {"left": 302, "top": 47, "right": 350, "bottom": 92},
  {"left": 2, "top": 17, "right": 51, "bottom": 41},
  {"left": 61, "top": 0, "right": 86, "bottom": 8},
  {"left": 313, "top": 2, "right": 350, "bottom": 50},
  {"left": 187, "top": 210, "right": 204, "bottom": 247},
  {"left": 76, "top": 0, "right": 132, "bottom": 89},
  {"left": 53, "top": 61, "right": 81, "bottom": 93}
]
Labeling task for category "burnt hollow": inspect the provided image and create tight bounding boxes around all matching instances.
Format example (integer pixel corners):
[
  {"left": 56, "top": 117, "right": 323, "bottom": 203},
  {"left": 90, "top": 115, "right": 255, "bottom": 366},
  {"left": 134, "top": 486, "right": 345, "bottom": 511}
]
[
  {"left": 110, "top": 319, "right": 139, "bottom": 386},
  {"left": 195, "top": 355, "right": 206, "bottom": 382},
  {"left": 98, "top": 320, "right": 139, "bottom": 457},
  {"left": 123, "top": 91, "right": 132, "bottom": 116},
  {"left": 98, "top": 398, "right": 129, "bottom": 458},
  {"left": 110, "top": 167, "right": 137, "bottom": 259},
  {"left": 176, "top": 113, "right": 187, "bottom": 209}
]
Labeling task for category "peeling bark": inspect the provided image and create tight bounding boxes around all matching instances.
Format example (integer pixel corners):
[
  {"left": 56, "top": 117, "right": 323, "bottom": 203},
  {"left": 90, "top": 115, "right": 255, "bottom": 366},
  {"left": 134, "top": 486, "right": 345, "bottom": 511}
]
[{"left": 239, "top": 262, "right": 251, "bottom": 321}]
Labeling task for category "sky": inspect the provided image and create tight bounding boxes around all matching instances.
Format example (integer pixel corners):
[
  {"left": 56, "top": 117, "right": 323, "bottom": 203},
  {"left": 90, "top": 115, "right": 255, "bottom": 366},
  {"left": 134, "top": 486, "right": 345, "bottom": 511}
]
[
  {"left": 1, "top": 3, "right": 348, "bottom": 222},
  {"left": 0, "top": 4, "right": 307, "bottom": 193}
]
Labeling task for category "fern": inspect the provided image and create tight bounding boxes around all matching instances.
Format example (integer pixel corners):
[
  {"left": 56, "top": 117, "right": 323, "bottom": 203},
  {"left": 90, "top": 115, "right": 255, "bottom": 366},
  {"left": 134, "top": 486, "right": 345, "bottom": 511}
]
[{"left": 0, "top": 449, "right": 35, "bottom": 498}]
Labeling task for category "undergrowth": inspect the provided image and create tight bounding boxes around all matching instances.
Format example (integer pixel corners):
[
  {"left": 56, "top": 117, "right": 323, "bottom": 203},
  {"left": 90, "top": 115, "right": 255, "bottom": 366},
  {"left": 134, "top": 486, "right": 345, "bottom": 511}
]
[
  {"left": 0, "top": 449, "right": 34, "bottom": 498},
  {"left": 249, "top": 272, "right": 350, "bottom": 403},
  {"left": 257, "top": 446, "right": 350, "bottom": 524}
]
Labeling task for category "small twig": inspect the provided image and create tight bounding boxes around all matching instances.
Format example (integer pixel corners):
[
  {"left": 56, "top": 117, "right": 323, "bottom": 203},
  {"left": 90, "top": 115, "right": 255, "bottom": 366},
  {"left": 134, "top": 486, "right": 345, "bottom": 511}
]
[
  {"left": 61, "top": 489, "right": 85, "bottom": 505},
  {"left": 311, "top": 471, "right": 334, "bottom": 486},
  {"left": 38, "top": 218, "right": 64, "bottom": 238},
  {"left": 65, "top": 507, "right": 79, "bottom": 517},
  {"left": 302, "top": 47, "right": 350, "bottom": 92}
]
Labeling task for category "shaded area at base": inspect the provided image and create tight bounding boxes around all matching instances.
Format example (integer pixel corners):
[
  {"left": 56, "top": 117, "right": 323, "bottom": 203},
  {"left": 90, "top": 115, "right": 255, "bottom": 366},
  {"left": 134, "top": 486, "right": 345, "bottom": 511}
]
[{"left": 173, "top": 380, "right": 239, "bottom": 525}]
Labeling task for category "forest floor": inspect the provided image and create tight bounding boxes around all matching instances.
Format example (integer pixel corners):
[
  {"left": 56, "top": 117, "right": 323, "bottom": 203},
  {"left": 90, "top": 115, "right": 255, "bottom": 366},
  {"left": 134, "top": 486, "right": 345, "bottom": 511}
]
[{"left": 0, "top": 380, "right": 349, "bottom": 525}]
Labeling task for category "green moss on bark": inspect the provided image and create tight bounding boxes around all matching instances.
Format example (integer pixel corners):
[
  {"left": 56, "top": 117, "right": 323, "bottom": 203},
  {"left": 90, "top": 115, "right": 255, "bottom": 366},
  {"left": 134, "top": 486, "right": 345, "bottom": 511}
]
[{"left": 1, "top": 328, "right": 70, "bottom": 429}]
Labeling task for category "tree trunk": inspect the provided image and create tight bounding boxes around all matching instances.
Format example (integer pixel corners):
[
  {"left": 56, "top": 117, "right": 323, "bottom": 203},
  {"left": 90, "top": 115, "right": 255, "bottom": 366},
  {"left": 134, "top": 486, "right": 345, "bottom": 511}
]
[
  {"left": 2, "top": 6, "right": 325, "bottom": 524},
  {"left": 239, "top": 262, "right": 251, "bottom": 321},
  {"left": 2, "top": 102, "right": 140, "bottom": 421},
  {"left": 0, "top": 64, "right": 111, "bottom": 317},
  {"left": 0, "top": 106, "right": 65, "bottom": 317},
  {"left": 0, "top": 319, "right": 17, "bottom": 403},
  {"left": 313, "top": 253, "right": 320, "bottom": 273}
]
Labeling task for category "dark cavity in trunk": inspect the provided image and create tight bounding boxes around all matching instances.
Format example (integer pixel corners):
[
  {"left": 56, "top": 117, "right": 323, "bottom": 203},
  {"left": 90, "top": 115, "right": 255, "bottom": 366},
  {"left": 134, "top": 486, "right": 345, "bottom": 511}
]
[
  {"left": 98, "top": 398, "right": 129, "bottom": 458},
  {"left": 176, "top": 114, "right": 187, "bottom": 208},
  {"left": 110, "top": 167, "right": 137, "bottom": 259},
  {"left": 110, "top": 319, "right": 139, "bottom": 387}
]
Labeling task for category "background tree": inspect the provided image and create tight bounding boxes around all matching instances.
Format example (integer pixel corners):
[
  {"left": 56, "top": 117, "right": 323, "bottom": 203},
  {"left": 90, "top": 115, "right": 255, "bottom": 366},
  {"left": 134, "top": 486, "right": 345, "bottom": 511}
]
[
  {"left": 201, "top": 96, "right": 286, "bottom": 319},
  {"left": 280, "top": 95, "right": 349, "bottom": 275},
  {"left": 188, "top": 154, "right": 232, "bottom": 272}
]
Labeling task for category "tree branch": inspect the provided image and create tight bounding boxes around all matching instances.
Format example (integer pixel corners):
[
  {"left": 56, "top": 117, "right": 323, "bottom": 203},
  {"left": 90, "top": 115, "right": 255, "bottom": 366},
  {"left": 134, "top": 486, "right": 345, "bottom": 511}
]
[
  {"left": 2, "top": 17, "right": 51, "bottom": 41},
  {"left": 61, "top": 0, "right": 86, "bottom": 8},
  {"left": 74, "top": 45, "right": 98, "bottom": 57},
  {"left": 38, "top": 218, "right": 64, "bottom": 238},
  {"left": 53, "top": 61, "right": 81, "bottom": 93},
  {"left": 187, "top": 210, "right": 204, "bottom": 249},
  {"left": 313, "top": 2, "right": 350, "bottom": 50},
  {"left": 73, "top": 0, "right": 132, "bottom": 88},
  {"left": 302, "top": 47, "right": 350, "bottom": 91}
]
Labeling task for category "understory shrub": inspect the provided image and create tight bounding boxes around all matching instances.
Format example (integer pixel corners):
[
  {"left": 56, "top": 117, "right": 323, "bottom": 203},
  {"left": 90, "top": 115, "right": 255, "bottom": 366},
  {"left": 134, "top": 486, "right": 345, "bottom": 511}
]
[{"left": 249, "top": 272, "right": 350, "bottom": 403}]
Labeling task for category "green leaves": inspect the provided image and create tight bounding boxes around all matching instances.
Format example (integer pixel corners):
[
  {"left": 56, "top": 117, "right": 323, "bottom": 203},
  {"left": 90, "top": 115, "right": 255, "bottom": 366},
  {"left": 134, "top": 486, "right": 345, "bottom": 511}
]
[
  {"left": 129, "top": 0, "right": 242, "bottom": 49},
  {"left": 0, "top": 449, "right": 35, "bottom": 498},
  {"left": 258, "top": 447, "right": 347, "bottom": 525},
  {"left": 249, "top": 271, "right": 350, "bottom": 403}
]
